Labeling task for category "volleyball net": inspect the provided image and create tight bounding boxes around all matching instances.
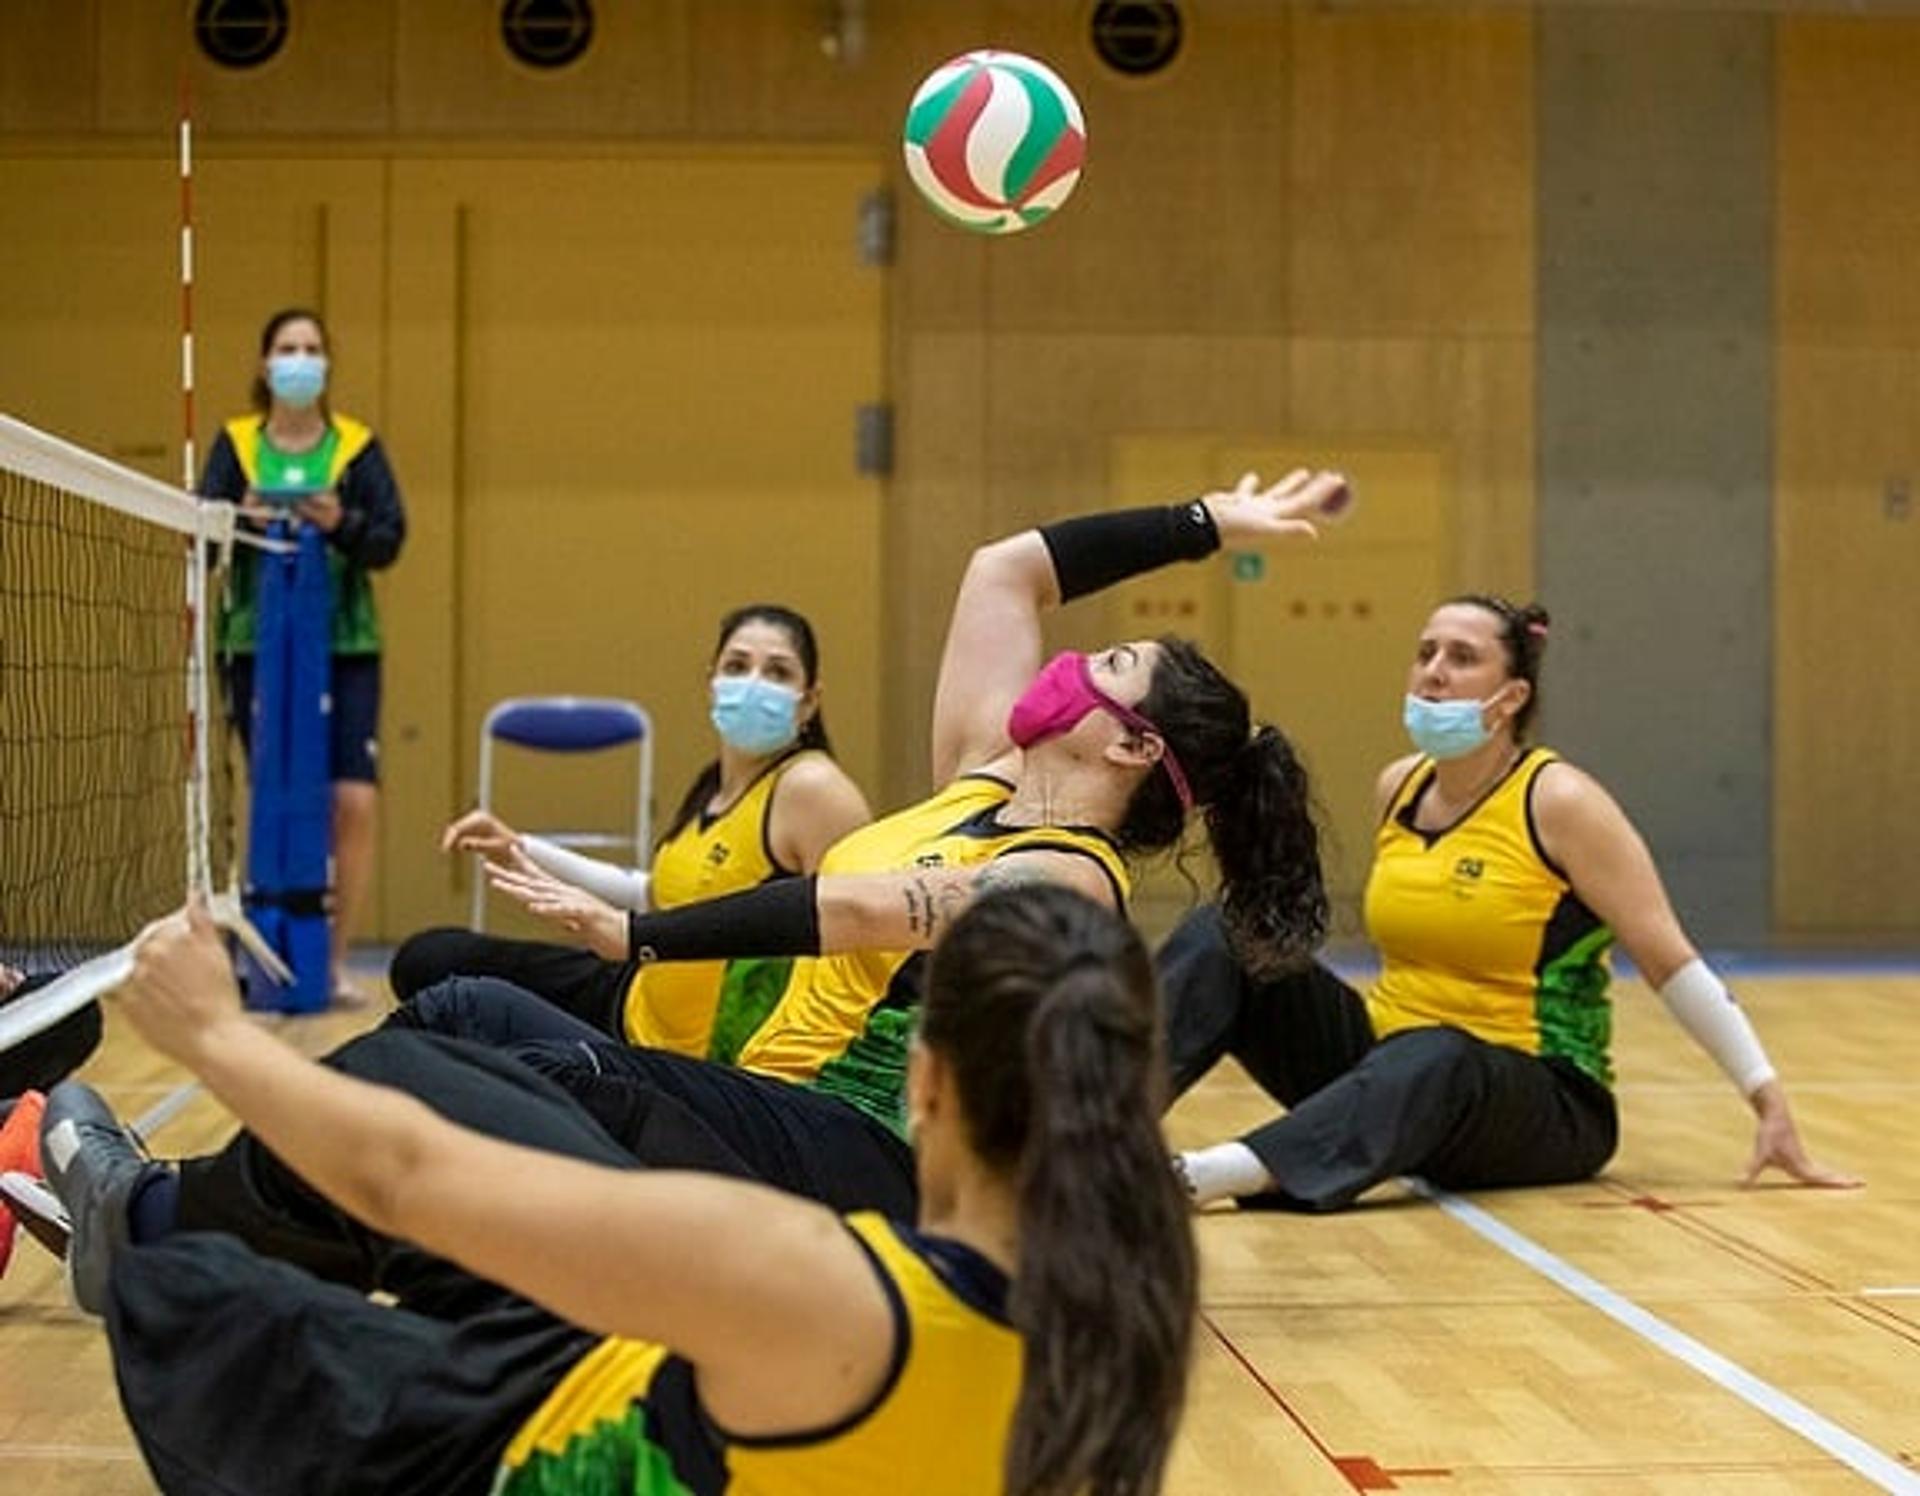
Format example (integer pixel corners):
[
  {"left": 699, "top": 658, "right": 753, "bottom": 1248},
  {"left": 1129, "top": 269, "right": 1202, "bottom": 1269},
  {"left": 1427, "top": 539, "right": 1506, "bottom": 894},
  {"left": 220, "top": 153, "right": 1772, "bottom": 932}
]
[{"left": 0, "top": 414, "right": 256, "bottom": 1054}]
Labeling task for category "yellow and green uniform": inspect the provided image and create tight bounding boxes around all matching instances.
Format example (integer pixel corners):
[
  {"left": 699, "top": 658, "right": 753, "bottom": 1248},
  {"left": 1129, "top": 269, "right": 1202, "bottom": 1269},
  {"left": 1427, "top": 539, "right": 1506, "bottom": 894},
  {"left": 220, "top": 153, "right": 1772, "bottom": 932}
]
[
  {"left": 206, "top": 413, "right": 400, "bottom": 655},
  {"left": 1364, "top": 747, "right": 1616, "bottom": 1085},
  {"left": 624, "top": 753, "right": 819, "bottom": 1063},
  {"left": 738, "top": 774, "right": 1129, "bottom": 1136},
  {"left": 494, "top": 1213, "right": 1020, "bottom": 1496}
]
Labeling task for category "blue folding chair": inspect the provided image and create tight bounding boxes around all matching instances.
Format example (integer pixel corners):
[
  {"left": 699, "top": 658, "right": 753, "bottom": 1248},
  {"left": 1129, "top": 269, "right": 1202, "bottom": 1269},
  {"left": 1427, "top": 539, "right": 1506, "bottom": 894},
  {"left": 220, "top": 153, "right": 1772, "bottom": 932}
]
[{"left": 471, "top": 696, "right": 653, "bottom": 930}]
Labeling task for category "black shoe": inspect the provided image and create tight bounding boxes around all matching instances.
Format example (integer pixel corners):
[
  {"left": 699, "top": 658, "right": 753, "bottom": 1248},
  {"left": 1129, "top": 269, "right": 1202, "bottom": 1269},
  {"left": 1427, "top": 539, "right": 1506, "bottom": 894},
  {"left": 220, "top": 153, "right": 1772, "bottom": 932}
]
[{"left": 40, "top": 1083, "right": 151, "bottom": 1316}]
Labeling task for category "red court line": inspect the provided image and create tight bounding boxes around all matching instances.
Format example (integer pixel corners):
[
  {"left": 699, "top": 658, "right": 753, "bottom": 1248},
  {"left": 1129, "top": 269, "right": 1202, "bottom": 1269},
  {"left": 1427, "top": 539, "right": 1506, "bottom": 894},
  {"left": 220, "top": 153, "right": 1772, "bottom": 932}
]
[
  {"left": 1200, "top": 1312, "right": 1451, "bottom": 1491},
  {"left": 1596, "top": 1179, "right": 1920, "bottom": 1352}
]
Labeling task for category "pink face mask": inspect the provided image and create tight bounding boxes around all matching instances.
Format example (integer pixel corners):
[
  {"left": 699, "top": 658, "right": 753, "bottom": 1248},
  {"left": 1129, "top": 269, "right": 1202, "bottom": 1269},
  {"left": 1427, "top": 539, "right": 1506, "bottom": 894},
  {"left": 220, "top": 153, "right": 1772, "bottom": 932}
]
[{"left": 1006, "top": 651, "right": 1194, "bottom": 811}]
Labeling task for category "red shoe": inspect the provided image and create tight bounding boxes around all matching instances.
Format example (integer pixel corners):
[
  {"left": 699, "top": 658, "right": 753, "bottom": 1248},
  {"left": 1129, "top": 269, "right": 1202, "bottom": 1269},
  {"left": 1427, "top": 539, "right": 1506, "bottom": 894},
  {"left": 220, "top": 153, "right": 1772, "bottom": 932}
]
[
  {"left": 0, "top": 1091, "right": 48, "bottom": 1277},
  {"left": 0, "top": 1091, "right": 44, "bottom": 1176}
]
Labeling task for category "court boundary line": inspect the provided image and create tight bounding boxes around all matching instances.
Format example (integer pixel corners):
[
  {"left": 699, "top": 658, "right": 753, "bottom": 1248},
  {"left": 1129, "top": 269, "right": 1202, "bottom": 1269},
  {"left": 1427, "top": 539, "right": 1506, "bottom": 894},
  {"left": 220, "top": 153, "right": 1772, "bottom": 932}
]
[{"left": 1416, "top": 1182, "right": 1920, "bottom": 1494}]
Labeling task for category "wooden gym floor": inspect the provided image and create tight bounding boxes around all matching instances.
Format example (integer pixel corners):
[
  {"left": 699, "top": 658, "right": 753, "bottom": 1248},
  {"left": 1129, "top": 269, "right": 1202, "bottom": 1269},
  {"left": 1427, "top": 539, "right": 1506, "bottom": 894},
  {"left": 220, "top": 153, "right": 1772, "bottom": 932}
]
[{"left": 3, "top": 963, "right": 1916, "bottom": 1494}]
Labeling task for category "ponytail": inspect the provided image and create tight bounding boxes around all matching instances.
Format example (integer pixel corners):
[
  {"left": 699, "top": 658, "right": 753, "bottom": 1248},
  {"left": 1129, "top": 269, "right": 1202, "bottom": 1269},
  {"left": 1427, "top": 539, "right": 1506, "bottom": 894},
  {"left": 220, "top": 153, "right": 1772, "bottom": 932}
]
[
  {"left": 1128, "top": 638, "right": 1329, "bottom": 978},
  {"left": 920, "top": 886, "right": 1198, "bottom": 1496},
  {"left": 1205, "top": 724, "right": 1328, "bottom": 978},
  {"left": 1011, "top": 964, "right": 1197, "bottom": 1496}
]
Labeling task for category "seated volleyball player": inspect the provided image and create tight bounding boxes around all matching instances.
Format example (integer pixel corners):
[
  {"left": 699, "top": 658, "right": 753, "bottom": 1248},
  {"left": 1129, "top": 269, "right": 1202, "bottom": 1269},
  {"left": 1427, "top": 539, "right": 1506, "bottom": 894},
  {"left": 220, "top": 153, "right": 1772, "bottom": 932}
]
[
  {"left": 41, "top": 888, "right": 1195, "bottom": 1496},
  {"left": 391, "top": 603, "right": 870, "bottom": 1062},
  {"left": 389, "top": 469, "right": 1343, "bottom": 1219},
  {"left": 1163, "top": 595, "right": 1858, "bottom": 1211}
]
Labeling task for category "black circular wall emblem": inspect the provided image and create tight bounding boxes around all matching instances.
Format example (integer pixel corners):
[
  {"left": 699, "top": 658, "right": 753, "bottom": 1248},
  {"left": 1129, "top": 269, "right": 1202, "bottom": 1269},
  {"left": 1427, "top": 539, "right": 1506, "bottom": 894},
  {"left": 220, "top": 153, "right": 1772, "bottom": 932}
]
[
  {"left": 1090, "top": 0, "right": 1183, "bottom": 78},
  {"left": 501, "top": 0, "right": 595, "bottom": 70},
  {"left": 193, "top": 0, "right": 289, "bottom": 70}
]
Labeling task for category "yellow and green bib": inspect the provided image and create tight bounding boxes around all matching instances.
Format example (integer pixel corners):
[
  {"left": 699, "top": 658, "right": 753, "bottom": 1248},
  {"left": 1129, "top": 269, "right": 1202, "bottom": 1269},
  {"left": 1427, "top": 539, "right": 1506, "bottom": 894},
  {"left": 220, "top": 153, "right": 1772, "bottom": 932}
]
[
  {"left": 1364, "top": 748, "right": 1616, "bottom": 1085},
  {"left": 494, "top": 1213, "right": 1021, "bottom": 1496},
  {"left": 738, "top": 774, "right": 1129, "bottom": 1136},
  {"left": 624, "top": 752, "right": 817, "bottom": 1062},
  {"left": 216, "top": 413, "right": 381, "bottom": 655}
]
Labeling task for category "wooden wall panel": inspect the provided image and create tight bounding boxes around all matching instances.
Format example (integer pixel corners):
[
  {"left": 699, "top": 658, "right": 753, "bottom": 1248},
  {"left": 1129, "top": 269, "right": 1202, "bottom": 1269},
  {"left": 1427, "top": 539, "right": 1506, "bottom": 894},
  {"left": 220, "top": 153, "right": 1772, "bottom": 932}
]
[
  {"left": 1775, "top": 19, "right": 1920, "bottom": 932},
  {"left": 3, "top": 1, "right": 1547, "bottom": 924},
  {"left": 1288, "top": 9, "right": 1534, "bottom": 340},
  {"left": 395, "top": 0, "right": 691, "bottom": 138},
  {"left": 93, "top": 0, "right": 397, "bottom": 137}
]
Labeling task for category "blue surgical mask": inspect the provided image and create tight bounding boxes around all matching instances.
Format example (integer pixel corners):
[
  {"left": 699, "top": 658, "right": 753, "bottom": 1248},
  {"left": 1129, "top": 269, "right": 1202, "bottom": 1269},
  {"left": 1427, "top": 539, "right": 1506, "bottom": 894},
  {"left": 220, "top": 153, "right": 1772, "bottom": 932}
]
[
  {"left": 1402, "top": 693, "right": 1495, "bottom": 761},
  {"left": 266, "top": 352, "right": 328, "bottom": 407},
  {"left": 711, "top": 675, "right": 802, "bottom": 756}
]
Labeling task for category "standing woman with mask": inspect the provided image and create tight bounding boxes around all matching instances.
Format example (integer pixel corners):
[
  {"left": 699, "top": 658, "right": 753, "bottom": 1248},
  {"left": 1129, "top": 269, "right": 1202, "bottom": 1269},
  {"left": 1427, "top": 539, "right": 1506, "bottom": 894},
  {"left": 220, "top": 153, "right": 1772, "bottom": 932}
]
[
  {"left": 201, "top": 308, "right": 406, "bottom": 1005},
  {"left": 1164, "top": 595, "right": 1858, "bottom": 1212},
  {"left": 390, "top": 604, "right": 871, "bottom": 1061}
]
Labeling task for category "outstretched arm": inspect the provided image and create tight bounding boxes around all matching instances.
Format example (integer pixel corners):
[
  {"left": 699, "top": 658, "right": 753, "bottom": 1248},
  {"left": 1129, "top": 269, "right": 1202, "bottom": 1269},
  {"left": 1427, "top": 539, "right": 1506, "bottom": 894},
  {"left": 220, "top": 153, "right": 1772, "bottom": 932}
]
[
  {"left": 928, "top": 469, "right": 1345, "bottom": 785},
  {"left": 445, "top": 808, "right": 653, "bottom": 913},
  {"left": 117, "top": 904, "right": 896, "bottom": 1435},
  {"left": 487, "top": 842, "right": 1115, "bottom": 961},
  {"left": 1533, "top": 764, "right": 1859, "bottom": 1189}
]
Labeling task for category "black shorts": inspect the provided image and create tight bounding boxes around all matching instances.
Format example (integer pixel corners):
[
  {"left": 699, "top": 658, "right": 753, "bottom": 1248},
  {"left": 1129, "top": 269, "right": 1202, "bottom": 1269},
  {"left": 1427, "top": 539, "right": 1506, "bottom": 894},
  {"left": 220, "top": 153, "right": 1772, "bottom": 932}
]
[{"left": 224, "top": 653, "right": 381, "bottom": 784}]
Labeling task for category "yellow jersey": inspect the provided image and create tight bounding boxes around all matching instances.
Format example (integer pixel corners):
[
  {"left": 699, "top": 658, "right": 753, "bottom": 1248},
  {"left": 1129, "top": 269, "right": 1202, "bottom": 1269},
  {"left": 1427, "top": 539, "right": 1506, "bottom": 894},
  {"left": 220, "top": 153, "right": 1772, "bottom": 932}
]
[
  {"left": 738, "top": 774, "right": 1129, "bottom": 1136},
  {"left": 1364, "top": 748, "right": 1616, "bottom": 1084},
  {"left": 623, "top": 753, "right": 818, "bottom": 1062},
  {"left": 494, "top": 1212, "right": 1022, "bottom": 1496}
]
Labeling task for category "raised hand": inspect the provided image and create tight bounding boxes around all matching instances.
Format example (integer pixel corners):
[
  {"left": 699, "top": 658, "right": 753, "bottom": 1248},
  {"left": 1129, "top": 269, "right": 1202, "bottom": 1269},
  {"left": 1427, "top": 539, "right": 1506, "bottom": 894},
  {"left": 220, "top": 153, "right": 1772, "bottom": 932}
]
[
  {"left": 442, "top": 808, "right": 521, "bottom": 865},
  {"left": 1199, "top": 468, "right": 1350, "bottom": 548},
  {"left": 122, "top": 899, "right": 246, "bottom": 1067},
  {"left": 484, "top": 845, "right": 629, "bottom": 960}
]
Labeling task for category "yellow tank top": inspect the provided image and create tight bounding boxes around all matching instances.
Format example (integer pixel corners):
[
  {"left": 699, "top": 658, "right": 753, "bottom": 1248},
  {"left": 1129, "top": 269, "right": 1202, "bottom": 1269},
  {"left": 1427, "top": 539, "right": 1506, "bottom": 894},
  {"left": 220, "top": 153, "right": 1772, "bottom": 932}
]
[
  {"left": 622, "top": 753, "right": 816, "bottom": 1061},
  {"left": 1364, "top": 748, "right": 1616, "bottom": 1084},
  {"left": 494, "top": 1212, "right": 1022, "bottom": 1496},
  {"left": 738, "top": 774, "right": 1130, "bottom": 1136}
]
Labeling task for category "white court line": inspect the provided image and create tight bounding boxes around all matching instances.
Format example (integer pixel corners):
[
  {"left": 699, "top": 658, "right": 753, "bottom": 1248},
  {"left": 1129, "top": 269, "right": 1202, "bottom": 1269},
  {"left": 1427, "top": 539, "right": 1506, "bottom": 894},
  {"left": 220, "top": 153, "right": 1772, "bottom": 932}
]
[
  {"left": 1861, "top": 1287, "right": 1920, "bottom": 1299},
  {"left": 131, "top": 1079, "right": 203, "bottom": 1140},
  {"left": 0, "top": 1443, "right": 143, "bottom": 1462},
  {"left": 1415, "top": 1183, "right": 1920, "bottom": 1495}
]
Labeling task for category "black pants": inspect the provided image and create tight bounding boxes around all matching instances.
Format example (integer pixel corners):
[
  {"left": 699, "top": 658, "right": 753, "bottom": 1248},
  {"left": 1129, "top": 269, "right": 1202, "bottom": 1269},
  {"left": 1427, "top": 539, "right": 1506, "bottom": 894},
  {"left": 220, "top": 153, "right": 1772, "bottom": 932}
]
[
  {"left": 394, "top": 976, "right": 920, "bottom": 1220},
  {"left": 389, "top": 926, "right": 636, "bottom": 1037},
  {"left": 1159, "top": 904, "right": 1619, "bottom": 1211},
  {"left": 110, "top": 1235, "right": 592, "bottom": 1496},
  {"left": 120, "top": 1033, "right": 626, "bottom": 1495},
  {"left": 1, "top": 972, "right": 104, "bottom": 1097},
  {"left": 175, "top": 1030, "right": 639, "bottom": 1308}
]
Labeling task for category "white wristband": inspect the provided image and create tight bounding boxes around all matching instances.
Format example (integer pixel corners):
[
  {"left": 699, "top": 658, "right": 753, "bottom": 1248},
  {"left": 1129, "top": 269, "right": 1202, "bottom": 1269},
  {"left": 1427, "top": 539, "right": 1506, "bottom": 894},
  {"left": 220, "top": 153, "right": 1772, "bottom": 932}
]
[
  {"left": 520, "top": 836, "right": 652, "bottom": 913},
  {"left": 1657, "top": 957, "right": 1777, "bottom": 1097}
]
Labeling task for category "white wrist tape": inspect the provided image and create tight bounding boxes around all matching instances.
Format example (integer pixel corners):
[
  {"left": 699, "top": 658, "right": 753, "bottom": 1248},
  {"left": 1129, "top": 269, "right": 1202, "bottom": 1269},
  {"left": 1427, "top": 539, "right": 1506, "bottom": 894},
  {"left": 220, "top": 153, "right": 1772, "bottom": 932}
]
[
  {"left": 520, "top": 836, "right": 652, "bottom": 913},
  {"left": 1657, "top": 957, "right": 1776, "bottom": 1096}
]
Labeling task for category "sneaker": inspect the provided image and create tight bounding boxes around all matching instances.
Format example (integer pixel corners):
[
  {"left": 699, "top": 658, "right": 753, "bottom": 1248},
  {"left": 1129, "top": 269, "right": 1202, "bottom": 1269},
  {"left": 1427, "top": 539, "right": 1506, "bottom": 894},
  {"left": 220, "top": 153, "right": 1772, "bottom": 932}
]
[
  {"left": 40, "top": 1083, "right": 152, "bottom": 1316},
  {"left": 0, "top": 1091, "right": 46, "bottom": 1278},
  {"left": 0, "top": 1171, "right": 70, "bottom": 1259},
  {"left": 0, "top": 1090, "right": 45, "bottom": 1176}
]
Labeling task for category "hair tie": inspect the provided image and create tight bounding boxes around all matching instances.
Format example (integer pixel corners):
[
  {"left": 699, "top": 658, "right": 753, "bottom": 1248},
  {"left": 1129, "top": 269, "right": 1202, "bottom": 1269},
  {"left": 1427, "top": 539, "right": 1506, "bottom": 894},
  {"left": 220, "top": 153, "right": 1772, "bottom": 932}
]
[{"left": 1526, "top": 621, "right": 1549, "bottom": 639}]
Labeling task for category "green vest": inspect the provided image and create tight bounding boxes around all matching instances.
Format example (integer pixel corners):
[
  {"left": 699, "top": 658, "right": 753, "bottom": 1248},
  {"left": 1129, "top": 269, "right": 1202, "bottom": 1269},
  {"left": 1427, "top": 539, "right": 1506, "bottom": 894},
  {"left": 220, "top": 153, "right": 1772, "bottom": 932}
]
[{"left": 216, "top": 414, "right": 383, "bottom": 655}]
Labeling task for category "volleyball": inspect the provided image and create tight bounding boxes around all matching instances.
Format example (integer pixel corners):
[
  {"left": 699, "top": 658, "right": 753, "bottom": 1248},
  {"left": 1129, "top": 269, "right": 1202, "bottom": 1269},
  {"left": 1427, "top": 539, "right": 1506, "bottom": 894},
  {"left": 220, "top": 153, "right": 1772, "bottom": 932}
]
[{"left": 902, "top": 50, "right": 1087, "bottom": 235}]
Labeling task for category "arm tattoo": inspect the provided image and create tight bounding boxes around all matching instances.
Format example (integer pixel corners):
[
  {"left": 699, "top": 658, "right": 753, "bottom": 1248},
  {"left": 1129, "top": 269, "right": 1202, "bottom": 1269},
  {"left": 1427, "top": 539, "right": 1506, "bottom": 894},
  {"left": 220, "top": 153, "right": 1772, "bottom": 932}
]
[
  {"left": 903, "top": 876, "right": 939, "bottom": 941},
  {"left": 903, "top": 872, "right": 978, "bottom": 944}
]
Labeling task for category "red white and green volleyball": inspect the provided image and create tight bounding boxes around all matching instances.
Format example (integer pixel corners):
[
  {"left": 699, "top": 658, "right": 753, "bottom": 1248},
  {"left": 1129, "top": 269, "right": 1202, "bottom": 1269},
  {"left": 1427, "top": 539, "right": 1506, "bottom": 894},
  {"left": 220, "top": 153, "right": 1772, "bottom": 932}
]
[{"left": 903, "top": 50, "right": 1088, "bottom": 235}]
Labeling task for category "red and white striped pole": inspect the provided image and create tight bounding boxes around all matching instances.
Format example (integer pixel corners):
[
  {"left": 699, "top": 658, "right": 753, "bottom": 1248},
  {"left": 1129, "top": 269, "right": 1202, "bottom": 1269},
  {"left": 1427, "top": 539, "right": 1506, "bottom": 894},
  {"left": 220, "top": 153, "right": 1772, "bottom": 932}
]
[
  {"left": 179, "top": 56, "right": 213, "bottom": 900},
  {"left": 179, "top": 65, "right": 196, "bottom": 490}
]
